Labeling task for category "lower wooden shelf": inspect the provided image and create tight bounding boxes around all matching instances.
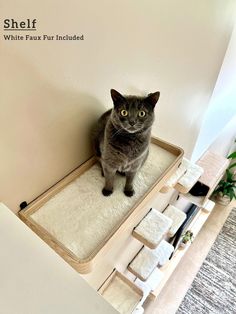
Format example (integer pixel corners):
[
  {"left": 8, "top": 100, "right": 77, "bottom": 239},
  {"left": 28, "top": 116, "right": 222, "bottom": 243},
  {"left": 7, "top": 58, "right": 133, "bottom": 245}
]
[
  {"left": 99, "top": 270, "right": 143, "bottom": 314},
  {"left": 149, "top": 205, "right": 213, "bottom": 300}
]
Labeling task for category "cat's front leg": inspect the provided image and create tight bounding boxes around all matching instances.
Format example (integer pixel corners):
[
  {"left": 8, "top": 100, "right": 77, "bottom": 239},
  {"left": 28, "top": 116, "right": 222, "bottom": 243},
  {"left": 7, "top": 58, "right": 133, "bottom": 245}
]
[
  {"left": 102, "top": 164, "right": 116, "bottom": 196},
  {"left": 124, "top": 171, "right": 136, "bottom": 197}
]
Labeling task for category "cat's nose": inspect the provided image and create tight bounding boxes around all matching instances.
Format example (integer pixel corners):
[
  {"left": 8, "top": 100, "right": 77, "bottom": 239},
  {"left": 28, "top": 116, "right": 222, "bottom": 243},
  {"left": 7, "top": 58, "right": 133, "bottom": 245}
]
[{"left": 129, "top": 121, "right": 136, "bottom": 126}]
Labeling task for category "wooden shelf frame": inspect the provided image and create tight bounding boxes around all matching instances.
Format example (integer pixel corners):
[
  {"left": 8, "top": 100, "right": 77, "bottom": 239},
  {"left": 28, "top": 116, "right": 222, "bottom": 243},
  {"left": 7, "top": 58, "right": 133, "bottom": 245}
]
[
  {"left": 149, "top": 205, "right": 213, "bottom": 300},
  {"left": 18, "top": 137, "right": 184, "bottom": 274}
]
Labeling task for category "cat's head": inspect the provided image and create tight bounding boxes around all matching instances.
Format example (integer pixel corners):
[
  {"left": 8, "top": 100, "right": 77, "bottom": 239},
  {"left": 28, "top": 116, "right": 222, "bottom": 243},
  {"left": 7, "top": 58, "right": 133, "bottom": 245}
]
[{"left": 110, "top": 89, "right": 160, "bottom": 133}]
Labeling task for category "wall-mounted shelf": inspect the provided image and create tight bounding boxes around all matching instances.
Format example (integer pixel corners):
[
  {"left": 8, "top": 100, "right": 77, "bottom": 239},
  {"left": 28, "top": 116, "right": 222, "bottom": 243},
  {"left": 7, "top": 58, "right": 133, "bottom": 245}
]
[
  {"left": 128, "top": 240, "right": 173, "bottom": 282},
  {"left": 132, "top": 208, "right": 172, "bottom": 249},
  {"left": 99, "top": 270, "right": 143, "bottom": 314},
  {"left": 17, "top": 134, "right": 229, "bottom": 313},
  {"left": 19, "top": 137, "right": 183, "bottom": 274},
  {"left": 149, "top": 205, "right": 213, "bottom": 300}
]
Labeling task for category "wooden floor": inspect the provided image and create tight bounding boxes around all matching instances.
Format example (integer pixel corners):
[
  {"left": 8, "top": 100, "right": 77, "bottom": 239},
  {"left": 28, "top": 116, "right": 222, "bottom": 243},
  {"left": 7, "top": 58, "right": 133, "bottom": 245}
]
[{"left": 144, "top": 199, "right": 236, "bottom": 314}]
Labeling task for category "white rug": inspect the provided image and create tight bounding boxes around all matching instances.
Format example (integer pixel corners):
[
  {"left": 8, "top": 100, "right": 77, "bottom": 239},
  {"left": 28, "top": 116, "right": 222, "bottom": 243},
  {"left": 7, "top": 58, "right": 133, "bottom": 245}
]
[{"left": 31, "top": 144, "right": 176, "bottom": 260}]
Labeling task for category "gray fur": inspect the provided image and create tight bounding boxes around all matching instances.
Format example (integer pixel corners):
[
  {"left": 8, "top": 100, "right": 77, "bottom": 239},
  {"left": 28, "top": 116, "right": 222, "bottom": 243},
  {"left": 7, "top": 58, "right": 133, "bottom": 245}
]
[{"left": 93, "top": 89, "right": 160, "bottom": 197}]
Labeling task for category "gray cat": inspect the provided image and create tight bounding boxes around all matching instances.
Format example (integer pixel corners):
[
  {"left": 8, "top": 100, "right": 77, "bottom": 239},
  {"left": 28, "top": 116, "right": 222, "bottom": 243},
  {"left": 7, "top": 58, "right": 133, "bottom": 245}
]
[{"left": 93, "top": 89, "right": 160, "bottom": 197}]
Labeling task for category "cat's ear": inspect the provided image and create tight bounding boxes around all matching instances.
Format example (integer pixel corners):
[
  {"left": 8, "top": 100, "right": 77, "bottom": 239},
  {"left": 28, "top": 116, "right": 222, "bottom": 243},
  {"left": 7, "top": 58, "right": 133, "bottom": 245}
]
[
  {"left": 145, "top": 92, "right": 160, "bottom": 108},
  {"left": 110, "top": 89, "right": 125, "bottom": 106}
]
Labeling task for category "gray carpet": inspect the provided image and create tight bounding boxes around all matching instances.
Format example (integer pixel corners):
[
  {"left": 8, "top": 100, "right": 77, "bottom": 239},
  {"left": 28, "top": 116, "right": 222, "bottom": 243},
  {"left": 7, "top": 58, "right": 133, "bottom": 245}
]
[{"left": 176, "top": 207, "right": 236, "bottom": 314}]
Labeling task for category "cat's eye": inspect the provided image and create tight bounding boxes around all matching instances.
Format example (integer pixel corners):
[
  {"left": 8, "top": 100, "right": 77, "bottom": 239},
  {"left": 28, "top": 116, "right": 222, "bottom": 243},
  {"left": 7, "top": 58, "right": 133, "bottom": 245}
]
[
  {"left": 120, "top": 109, "right": 128, "bottom": 117},
  {"left": 138, "top": 110, "right": 146, "bottom": 117}
]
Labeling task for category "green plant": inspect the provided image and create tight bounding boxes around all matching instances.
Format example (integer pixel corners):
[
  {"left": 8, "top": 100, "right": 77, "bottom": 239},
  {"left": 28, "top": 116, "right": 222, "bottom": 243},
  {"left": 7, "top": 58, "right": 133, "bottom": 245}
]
[
  {"left": 213, "top": 146, "right": 236, "bottom": 202},
  {"left": 214, "top": 169, "right": 236, "bottom": 201},
  {"left": 182, "top": 230, "right": 194, "bottom": 244},
  {"left": 227, "top": 151, "right": 236, "bottom": 171}
]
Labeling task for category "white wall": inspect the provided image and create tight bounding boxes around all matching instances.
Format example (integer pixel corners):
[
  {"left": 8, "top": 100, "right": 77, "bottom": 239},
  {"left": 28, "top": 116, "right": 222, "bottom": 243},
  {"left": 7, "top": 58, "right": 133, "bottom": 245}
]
[
  {"left": 206, "top": 116, "right": 236, "bottom": 158},
  {"left": 192, "top": 24, "right": 236, "bottom": 161},
  {"left": 0, "top": 0, "right": 236, "bottom": 211}
]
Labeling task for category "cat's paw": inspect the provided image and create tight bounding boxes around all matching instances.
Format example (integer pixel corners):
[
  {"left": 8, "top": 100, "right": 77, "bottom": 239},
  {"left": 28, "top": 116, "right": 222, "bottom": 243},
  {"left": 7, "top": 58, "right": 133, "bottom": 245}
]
[
  {"left": 102, "top": 188, "right": 113, "bottom": 196},
  {"left": 124, "top": 189, "right": 135, "bottom": 197}
]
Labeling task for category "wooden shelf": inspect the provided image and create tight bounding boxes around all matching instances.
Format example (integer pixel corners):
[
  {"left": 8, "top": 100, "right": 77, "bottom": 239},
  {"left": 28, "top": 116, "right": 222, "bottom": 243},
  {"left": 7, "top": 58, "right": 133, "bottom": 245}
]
[
  {"left": 160, "top": 158, "right": 203, "bottom": 194},
  {"left": 17, "top": 134, "right": 227, "bottom": 311},
  {"left": 144, "top": 152, "right": 229, "bottom": 302},
  {"left": 98, "top": 270, "right": 143, "bottom": 314},
  {"left": 149, "top": 205, "right": 213, "bottom": 300},
  {"left": 18, "top": 137, "right": 183, "bottom": 274},
  {"left": 193, "top": 151, "right": 229, "bottom": 204}
]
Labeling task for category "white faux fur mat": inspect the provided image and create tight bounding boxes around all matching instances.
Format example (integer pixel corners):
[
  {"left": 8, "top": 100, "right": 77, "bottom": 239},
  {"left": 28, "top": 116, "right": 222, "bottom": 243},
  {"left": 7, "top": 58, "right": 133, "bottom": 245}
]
[{"left": 31, "top": 144, "right": 176, "bottom": 260}]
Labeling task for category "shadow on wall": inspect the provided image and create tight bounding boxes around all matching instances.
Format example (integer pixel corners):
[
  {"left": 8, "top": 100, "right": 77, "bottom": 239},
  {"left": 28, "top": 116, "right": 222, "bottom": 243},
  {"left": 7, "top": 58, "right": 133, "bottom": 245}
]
[{"left": 0, "top": 48, "right": 106, "bottom": 212}]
